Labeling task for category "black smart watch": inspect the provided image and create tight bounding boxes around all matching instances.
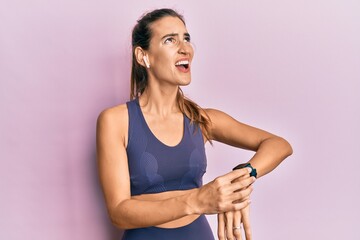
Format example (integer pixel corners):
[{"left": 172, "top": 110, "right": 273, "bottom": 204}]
[{"left": 233, "top": 163, "right": 257, "bottom": 178}]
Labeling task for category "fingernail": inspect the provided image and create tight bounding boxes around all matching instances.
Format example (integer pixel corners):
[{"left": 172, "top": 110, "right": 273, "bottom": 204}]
[{"left": 247, "top": 167, "right": 252, "bottom": 173}]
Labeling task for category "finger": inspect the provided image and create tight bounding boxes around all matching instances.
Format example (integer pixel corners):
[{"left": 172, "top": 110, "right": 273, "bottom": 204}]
[
  {"left": 231, "top": 185, "right": 253, "bottom": 203},
  {"left": 232, "top": 173, "right": 249, "bottom": 183},
  {"left": 233, "top": 210, "right": 242, "bottom": 240},
  {"left": 233, "top": 198, "right": 251, "bottom": 211},
  {"left": 229, "top": 177, "right": 256, "bottom": 193},
  {"left": 217, "top": 213, "right": 226, "bottom": 240},
  {"left": 225, "top": 211, "right": 234, "bottom": 240},
  {"left": 241, "top": 205, "right": 252, "bottom": 240},
  {"left": 233, "top": 178, "right": 255, "bottom": 193},
  {"left": 220, "top": 168, "right": 252, "bottom": 182}
]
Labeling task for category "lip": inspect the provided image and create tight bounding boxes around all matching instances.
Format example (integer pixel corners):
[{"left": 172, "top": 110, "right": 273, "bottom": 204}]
[
  {"left": 175, "top": 58, "right": 191, "bottom": 73},
  {"left": 175, "top": 58, "right": 190, "bottom": 64}
]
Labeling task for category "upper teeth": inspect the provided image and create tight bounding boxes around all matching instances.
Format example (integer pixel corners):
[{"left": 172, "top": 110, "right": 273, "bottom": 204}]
[{"left": 175, "top": 60, "right": 189, "bottom": 65}]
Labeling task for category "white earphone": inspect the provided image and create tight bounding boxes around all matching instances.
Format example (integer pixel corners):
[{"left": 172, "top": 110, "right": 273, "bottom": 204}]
[{"left": 143, "top": 56, "right": 150, "bottom": 68}]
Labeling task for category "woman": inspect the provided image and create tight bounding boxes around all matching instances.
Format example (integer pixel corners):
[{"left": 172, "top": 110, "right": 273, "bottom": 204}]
[{"left": 96, "top": 8, "right": 292, "bottom": 240}]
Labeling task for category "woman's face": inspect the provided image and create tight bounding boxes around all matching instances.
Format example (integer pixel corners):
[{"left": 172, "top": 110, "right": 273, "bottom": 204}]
[{"left": 146, "top": 16, "right": 194, "bottom": 87}]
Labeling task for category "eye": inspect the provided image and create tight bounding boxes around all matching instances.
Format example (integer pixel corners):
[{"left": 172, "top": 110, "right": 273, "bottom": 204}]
[
  {"left": 184, "top": 36, "right": 191, "bottom": 43},
  {"left": 164, "top": 37, "right": 176, "bottom": 44}
]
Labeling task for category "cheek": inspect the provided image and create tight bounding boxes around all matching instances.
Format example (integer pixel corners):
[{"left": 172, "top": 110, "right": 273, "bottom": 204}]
[
  {"left": 188, "top": 44, "right": 194, "bottom": 56},
  {"left": 153, "top": 51, "right": 172, "bottom": 65},
  {"left": 151, "top": 55, "right": 175, "bottom": 76}
]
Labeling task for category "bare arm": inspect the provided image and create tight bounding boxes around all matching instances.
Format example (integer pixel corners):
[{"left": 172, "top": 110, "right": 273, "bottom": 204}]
[
  {"left": 206, "top": 108, "right": 293, "bottom": 178},
  {"left": 96, "top": 106, "right": 254, "bottom": 229},
  {"left": 207, "top": 108, "right": 293, "bottom": 240}
]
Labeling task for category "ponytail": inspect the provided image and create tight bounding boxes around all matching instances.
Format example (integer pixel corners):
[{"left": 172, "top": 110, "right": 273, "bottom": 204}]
[{"left": 177, "top": 88, "right": 212, "bottom": 143}]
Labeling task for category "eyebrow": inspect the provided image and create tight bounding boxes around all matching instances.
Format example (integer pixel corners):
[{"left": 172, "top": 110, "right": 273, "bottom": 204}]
[{"left": 161, "top": 33, "right": 191, "bottom": 40}]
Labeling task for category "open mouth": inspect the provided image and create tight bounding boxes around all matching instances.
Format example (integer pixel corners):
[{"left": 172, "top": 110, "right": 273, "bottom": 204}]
[{"left": 175, "top": 60, "right": 190, "bottom": 71}]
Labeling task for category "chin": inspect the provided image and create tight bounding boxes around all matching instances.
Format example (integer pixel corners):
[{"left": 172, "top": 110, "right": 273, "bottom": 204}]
[{"left": 179, "top": 78, "right": 191, "bottom": 86}]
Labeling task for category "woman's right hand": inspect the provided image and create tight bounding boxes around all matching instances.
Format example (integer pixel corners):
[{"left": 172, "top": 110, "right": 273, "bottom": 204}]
[{"left": 192, "top": 168, "right": 255, "bottom": 214}]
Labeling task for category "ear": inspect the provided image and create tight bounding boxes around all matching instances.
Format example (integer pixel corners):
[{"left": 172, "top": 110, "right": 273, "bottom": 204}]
[{"left": 134, "top": 47, "right": 150, "bottom": 68}]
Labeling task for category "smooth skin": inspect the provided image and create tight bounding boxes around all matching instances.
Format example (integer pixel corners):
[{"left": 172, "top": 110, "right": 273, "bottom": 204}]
[{"left": 96, "top": 16, "right": 293, "bottom": 239}]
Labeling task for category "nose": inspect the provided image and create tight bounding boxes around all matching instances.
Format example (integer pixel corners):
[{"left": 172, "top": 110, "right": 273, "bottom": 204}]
[{"left": 178, "top": 41, "right": 193, "bottom": 55}]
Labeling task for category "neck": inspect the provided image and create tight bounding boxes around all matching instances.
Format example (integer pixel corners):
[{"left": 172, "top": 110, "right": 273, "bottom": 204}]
[{"left": 139, "top": 84, "right": 180, "bottom": 117}]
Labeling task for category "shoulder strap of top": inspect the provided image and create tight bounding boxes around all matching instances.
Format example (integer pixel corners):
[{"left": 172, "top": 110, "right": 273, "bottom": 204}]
[{"left": 126, "top": 99, "right": 140, "bottom": 146}]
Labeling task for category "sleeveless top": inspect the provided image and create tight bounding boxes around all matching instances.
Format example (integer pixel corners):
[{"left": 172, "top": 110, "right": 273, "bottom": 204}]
[{"left": 126, "top": 99, "right": 207, "bottom": 196}]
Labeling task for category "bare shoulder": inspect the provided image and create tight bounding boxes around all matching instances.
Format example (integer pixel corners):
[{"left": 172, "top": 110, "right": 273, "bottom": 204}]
[
  {"left": 203, "top": 108, "right": 226, "bottom": 118},
  {"left": 203, "top": 108, "right": 234, "bottom": 127},
  {"left": 97, "top": 103, "right": 129, "bottom": 144},
  {"left": 97, "top": 103, "right": 128, "bottom": 125}
]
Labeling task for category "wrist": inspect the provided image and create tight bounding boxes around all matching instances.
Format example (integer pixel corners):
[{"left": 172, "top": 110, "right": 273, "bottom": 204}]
[
  {"left": 181, "top": 188, "right": 201, "bottom": 215},
  {"left": 233, "top": 162, "right": 257, "bottom": 178}
]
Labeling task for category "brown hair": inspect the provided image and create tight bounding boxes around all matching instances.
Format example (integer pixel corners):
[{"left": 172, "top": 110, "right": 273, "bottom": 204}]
[{"left": 130, "top": 8, "right": 212, "bottom": 141}]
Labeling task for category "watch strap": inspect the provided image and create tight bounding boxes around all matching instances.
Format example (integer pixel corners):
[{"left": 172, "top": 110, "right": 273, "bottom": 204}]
[{"left": 233, "top": 163, "right": 257, "bottom": 178}]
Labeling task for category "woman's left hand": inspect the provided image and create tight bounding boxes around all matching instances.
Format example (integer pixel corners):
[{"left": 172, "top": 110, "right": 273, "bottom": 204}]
[{"left": 217, "top": 204, "right": 252, "bottom": 240}]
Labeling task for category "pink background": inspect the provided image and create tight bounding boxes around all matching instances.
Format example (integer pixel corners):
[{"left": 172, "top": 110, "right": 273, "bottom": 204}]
[{"left": 1, "top": 0, "right": 359, "bottom": 239}]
